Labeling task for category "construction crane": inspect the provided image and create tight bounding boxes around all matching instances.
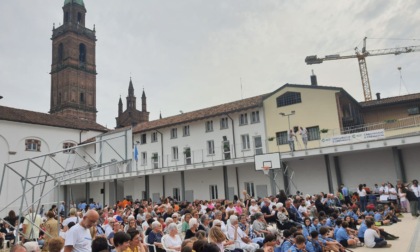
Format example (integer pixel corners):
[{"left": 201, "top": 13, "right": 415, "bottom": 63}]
[{"left": 305, "top": 37, "right": 420, "bottom": 101}]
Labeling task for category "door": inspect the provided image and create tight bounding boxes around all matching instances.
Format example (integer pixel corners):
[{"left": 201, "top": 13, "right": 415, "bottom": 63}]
[
  {"left": 185, "top": 190, "right": 194, "bottom": 202},
  {"left": 228, "top": 187, "right": 234, "bottom": 201},
  {"left": 256, "top": 184, "right": 268, "bottom": 198},
  {"left": 152, "top": 193, "right": 160, "bottom": 204}
]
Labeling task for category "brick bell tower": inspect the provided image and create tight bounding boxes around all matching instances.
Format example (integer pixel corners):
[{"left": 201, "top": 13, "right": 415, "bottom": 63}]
[{"left": 49, "top": 0, "right": 97, "bottom": 121}]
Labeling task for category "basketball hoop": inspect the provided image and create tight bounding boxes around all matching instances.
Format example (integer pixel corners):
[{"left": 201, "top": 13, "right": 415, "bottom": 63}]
[{"left": 262, "top": 166, "right": 270, "bottom": 175}]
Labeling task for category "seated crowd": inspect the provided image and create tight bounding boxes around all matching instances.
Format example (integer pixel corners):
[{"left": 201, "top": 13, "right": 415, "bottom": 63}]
[{"left": 2, "top": 179, "right": 419, "bottom": 252}]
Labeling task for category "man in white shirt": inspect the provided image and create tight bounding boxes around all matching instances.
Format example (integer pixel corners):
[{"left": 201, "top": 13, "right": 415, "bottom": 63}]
[
  {"left": 227, "top": 215, "right": 259, "bottom": 252},
  {"left": 364, "top": 220, "right": 390, "bottom": 248},
  {"left": 379, "top": 182, "right": 389, "bottom": 201},
  {"left": 64, "top": 210, "right": 99, "bottom": 252}
]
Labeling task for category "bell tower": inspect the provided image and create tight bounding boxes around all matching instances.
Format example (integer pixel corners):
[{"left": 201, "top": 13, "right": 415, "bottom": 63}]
[{"left": 50, "top": 0, "right": 97, "bottom": 121}]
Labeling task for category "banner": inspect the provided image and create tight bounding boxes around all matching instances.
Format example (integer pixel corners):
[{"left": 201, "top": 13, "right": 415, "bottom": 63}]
[{"left": 320, "top": 129, "right": 385, "bottom": 147}]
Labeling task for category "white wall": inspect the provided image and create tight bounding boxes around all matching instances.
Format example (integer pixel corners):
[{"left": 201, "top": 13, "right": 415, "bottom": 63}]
[
  {"left": 400, "top": 145, "right": 420, "bottom": 181},
  {"left": 184, "top": 168, "right": 225, "bottom": 200}
]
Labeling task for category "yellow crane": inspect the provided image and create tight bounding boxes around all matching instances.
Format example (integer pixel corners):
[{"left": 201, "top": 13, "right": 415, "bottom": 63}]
[{"left": 305, "top": 37, "right": 420, "bottom": 101}]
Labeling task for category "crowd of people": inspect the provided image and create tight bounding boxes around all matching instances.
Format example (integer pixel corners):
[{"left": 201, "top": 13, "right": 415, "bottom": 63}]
[{"left": 1, "top": 179, "right": 419, "bottom": 252}]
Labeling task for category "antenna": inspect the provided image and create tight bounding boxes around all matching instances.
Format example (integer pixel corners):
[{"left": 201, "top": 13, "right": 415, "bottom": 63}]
[
  {"left": 240, "top": 77, "right": 243, "bottom": 100},
  {"left": 398, "top": 67, "right": 409, "bottom": 95}
]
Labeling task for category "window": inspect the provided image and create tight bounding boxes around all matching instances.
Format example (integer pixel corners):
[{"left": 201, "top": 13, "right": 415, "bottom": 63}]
[
  {"left": 276, "top": 92, "right": 302, "bottom": 107},
  {"left": 244, "top": 182, "right": 255, "bottom": 197},
  {"left": 220, "top": 117, "right": 229, "bottom": 129},
  {"left": 151, "top": 153, "right": 158, "bottom": 168},
  {"left": 307, "top": 126, "right": 321, "bottom": 141},
  {"left": 58, "top": 43, "right": 64, "bottom": 63},
  {"left": 276, "top": 131, "right": 288, "bottom": 145},
  {"left": 140, "top": 134, "right": 147, "bottom": 144},
  {"left": 141, "top": 152, "right": 147, "bottom": 165},
  {"left": 210, "top": 185, "right": 218, "bottom": 200},
  {"left": 254, "top": 136, "right": 263, "bottom": 155},
  {"left": 63, "top": 142, "right": 76, "bottom": 154},
  {"left": 205, "top": 121, "right": 213, "bottom": 132},
  {"left": 241, "top": 134, "right": 250, "bottom": 150},
  {"left": 79, "top": 44, "right": 86, "bottom": 64},
  {"left": 151, "top": 132, "right": 158, "bottom": 143},
  {"left": 184, "top": 147, "right": 191, "bottom": 165},
  {"left": 408, "top": 107, "right": 419, "bottom": 115},
  {"left": 172, "top": 146, "right": 179, "bottom": 160},
  {"left": 173, "top": 188, "right": 180, "bottom": 201},
  {"left": 171, "top": 128, "right": 177, "bottom": 139},
  {"left": 25, "top": 139, "right": 41, "bottom": 152},
  {"left": 77, "top": 12, "right": 82, "bottom": 23},
  {"left": 183, "top": 125, "right": 190, "bottom": 136},
  {"left": 80, "top": 92, "right": 85, "bottom": 103},
  {"left": 207, "top": 140, "right": 215, "bottom": 155},
  {"left": 251, "top": 111, "right": 260, "bottom": 123},
  {"left": 239, "top": 113, "right": 248, "bottom": 126}
]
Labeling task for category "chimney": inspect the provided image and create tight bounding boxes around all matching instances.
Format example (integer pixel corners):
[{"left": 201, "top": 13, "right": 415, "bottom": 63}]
[
  {"left": 310, "top": 69, "right": 318, "bottom": 86},
  {"left": 376, "top": 93, "right": 381, "bottom": 100}
]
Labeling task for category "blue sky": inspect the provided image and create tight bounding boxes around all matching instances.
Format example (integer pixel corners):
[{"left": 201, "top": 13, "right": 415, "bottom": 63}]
[{"left": 1, "top": 0, "right": 420, "bottom": 128}]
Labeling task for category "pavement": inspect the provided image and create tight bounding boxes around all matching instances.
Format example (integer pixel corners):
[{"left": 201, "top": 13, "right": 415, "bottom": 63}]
[{"left": 352, "top": 213, "right": 420, "bottom": 252}]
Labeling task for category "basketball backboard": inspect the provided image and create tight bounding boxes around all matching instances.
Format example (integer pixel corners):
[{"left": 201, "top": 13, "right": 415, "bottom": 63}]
[{"left": 254, "top": 152, "right": 281, "bottom": 171}]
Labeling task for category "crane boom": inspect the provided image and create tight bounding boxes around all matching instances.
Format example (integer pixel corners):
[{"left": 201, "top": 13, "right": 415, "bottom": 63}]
[{"left": 305, "top": 37, "right": 420, "bottom": 101}]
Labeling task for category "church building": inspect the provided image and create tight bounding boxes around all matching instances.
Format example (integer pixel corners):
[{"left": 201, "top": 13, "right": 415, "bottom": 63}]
[{"left": 115, "top": 78, "right": 150, "bottom": 128}]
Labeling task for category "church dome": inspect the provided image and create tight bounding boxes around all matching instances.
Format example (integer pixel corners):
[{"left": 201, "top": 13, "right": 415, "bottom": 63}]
[{"left": 64, "top": 0, "right": 84, "bottom": 7}]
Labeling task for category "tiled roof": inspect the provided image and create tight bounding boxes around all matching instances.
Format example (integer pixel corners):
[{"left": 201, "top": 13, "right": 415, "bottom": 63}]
[
  {"left": 133, "top": 94, "right": 266, "bottom": 133},
  {"left": 360, "top": 93, "right": 420, "bottom": 107},
  {"left": 0, "top": 105, "right": 109, "bottom": 132}
]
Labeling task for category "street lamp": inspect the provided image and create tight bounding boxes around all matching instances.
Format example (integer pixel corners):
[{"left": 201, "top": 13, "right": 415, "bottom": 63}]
[{"left": 279, "top": 111, "right": 295, "bottom": 130}]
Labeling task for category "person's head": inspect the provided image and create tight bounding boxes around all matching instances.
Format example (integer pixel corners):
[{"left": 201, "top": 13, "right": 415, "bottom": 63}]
[
  {"left": 10, "top": 245, "right": 27, "bottom": 252},
  {"left": 48, "top": 237, "right": 64, "bottom": 252},
  {"left": 81, "top": 210, "right": 99, "bottom": 229},
  {"left": 8, "top": 210, "right": 16, "bottom": 219},
  {"left": 152, "top": 221, "right": 162, "bottom": 232},
  {"left": 358, "top": 184, "right": 363, "bottom": 191},
  {"left": 341, "top": 221, "right": 349, "bottom": 228},
  {"left": 254, "top": 212, "right": 264, "bottom": 221},
  {"left": 113, "top": 231, "right": 131, "bottom": 250},
  {"left": 200, "top": 215, "right": 209, "bottom": 225},
  {"left": 283, "top": 230, "right": 292, "bottom": 239},
  {"left": 310, "top": 231, "right": 319, "bottom": 240},
  {"left": 113, "top": 221, "right": 121, "bottom": 231},
  {"left": 208, "top": 226, "right": 226, "bottom": 243},
  {"left": 366, "top": 220, "right": 374, "bottom": 228},
  {"left": 263, "top": 234, "right": 276, "bottom": 246},
  {"left": 184, "top": 213, "right": 192, "bottom": 222},
  {"left": 181, "top": 239, "right": 194, "bottom": 249},
  {"left": 202, "top": 242, "right": 220, "bottom": 252},
  {"left": 413, "top": 179, "right": 419, "bottom": 186},
  {"left": 47, "top": 211, "right": 55, "bottom": 219},
  {"left": 23, "top": 242, "right": 40, "bottom": 252},
  {"left": 167, "top": 223, "right": 179, "bottom": 236},
  {"left": 303, "top": 217, "right": 311, "bottom": 227},
  {"left": 294, "top": 235, "right": 306, "bottom": 249},
  {"left": 318, "top": 227, "right": 329, "bottom": 236},
  {"left": 126, "top": 228, "right": 141, "bottom": 247},
  {"left": 229, "top": 215, "right": 238, "bottom": 225},
  {"left": 335, "top": 218, "right": 342, "bottom": 227},
  {"left": 192, "top": 239, "right": 208, "bottom": 252},
  {"left": 195, "top": 230, "right": 207, "bottom": 240}
]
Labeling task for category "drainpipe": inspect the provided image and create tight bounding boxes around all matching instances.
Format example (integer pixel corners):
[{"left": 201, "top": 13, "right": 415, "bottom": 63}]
[
  {"left": 156, "top": 130, "right": 164, "bottom": 168},
  {"left": 226, "top": 114, "right": 237, "bottom": 158}
]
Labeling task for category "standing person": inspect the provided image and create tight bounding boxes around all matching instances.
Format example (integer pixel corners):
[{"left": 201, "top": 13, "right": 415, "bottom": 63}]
[
  {"left": 299, "top": 127, "right": 308, "bottom": 150},
  {"left": 42, "top": 211, "right": 59, "bottom": 252},
  {"left": 287, "top": 129, "right": 295, "bottom": 152},
  {"left": 22, "top": 209, "right": 43, "bottom": 243},
  {"left": 64, "top": 210, "right": 100, "bottom": 252},
  {"left": 398, "top": 183, "right": 409, "bottom": 213},
  {"left": 405, "top": 185, "right": 419, "bottom": 218},
  {"left": 364, "top": 220, "right": 390, "bottom": 248},
  {"left": 340, "top": 184, "right": 351, "bottom": 206},
  {"left": 357, "top": 184, "right": 367, "bottom": 212},
  {"left": 411, "top": 179, "right": 420, "bottom": 211}
]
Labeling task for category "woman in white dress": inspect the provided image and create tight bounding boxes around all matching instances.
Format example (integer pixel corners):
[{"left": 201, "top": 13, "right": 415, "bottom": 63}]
[{"left": 162, "top": 223, "right": 182, "bottom": 251}]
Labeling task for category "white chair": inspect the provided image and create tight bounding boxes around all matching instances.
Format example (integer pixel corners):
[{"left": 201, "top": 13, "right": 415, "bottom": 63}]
[
  {"left": 161, "top": 234, "right": 178, "bottom": 252},
  {"left": 144, "top": 235, "right": 157, "bottom": 252}
]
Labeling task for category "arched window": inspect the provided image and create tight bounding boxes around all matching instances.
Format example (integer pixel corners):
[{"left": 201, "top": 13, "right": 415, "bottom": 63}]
[
  {"left": 58, "top": 43, "right": 64, "bottom": 64},
  {"left": 80, "top": 92, "right": 85, "bottom": 103},
  {"left": 79, "top": 43, "right": 86, "bottom": 67},
  {"left": 25, "top": 139, "right": 41, "bottom": 151},
  {"left": 77, "top": 12, "right": 82, "bottom": 23},
  {"left": 64, "top": 12, "right": 69, "bottom": 22},
  {"left": 276, "top": 92, "right": 302, "bottom": 107}
]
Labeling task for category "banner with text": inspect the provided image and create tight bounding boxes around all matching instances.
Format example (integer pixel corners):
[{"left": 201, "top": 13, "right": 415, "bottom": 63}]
[{"left": 320, "top": 129, "right": 385, "bottom": 147}]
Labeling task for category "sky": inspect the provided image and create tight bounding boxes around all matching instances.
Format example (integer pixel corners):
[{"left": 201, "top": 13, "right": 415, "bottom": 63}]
[{"left": 1, "top": 0, "right": 420, "bottom": 128}]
